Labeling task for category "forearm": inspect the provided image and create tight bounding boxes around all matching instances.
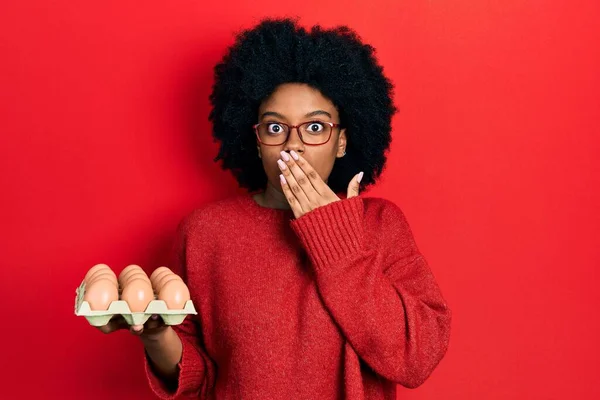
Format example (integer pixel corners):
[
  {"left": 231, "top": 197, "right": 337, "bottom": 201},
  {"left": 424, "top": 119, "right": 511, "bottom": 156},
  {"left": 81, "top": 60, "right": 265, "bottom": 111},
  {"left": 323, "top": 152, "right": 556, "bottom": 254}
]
[
  {"left": 290, "top": 197, "right": 451, "bottom": 387},
  {"left": 311, "top": 251, "right": 449, "bottom": 381},
  {"left": 141, "top": 327, "right": 183, "bottom": 384}
]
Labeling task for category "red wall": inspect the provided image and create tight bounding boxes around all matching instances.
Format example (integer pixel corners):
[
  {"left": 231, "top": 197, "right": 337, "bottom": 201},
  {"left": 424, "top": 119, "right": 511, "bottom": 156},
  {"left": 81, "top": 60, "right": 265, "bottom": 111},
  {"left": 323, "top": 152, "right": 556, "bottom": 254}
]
[{"left": 1, "top": 1, "right": 598, "bottom": 399}]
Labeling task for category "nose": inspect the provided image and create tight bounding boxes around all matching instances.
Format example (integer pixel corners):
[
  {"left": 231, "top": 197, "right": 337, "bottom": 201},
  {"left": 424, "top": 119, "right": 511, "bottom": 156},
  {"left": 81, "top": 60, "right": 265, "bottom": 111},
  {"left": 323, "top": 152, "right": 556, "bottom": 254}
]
[{"left": 283, "top": 126, "right": 305, "bottom": 154}]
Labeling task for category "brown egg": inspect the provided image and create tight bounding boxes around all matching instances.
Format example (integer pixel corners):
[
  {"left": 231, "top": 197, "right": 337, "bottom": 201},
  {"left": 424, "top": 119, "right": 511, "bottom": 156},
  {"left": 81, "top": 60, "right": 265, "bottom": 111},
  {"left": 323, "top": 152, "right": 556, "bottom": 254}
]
[
  {"left": 150, "top": 267, "right": 172, "bottom": 283},
  {"left": 84, "top": 264, "right": 111, "bottom": 283},
  {"left": 154, "top": 273, "right": 182, "bottom": 293},
  {"left": 87, "top": 271, "right": 118, "bottom": 286},
  {"left": 83, "top": 278, "right": 118, "bottom": 310},
  {"left": 119, "top": 265, "right": 145, "bottom": 285},
  {"left": 158, "top": 279, "right": 190, "bottom": 310},
  {"left": 121, "top": 264, "right": 143, "bottom": 276},
  {"left": 121, "top": 278, "right": 154, "bottom": 312},
  {"left": 151, "top": 270, "right": 174, "bottom": 288},
  {"left": 119, "top": 268, "right": 149, "bottom": 286},
  {"left": 121, "top": 270, "right": 151, "bottom": 286}
]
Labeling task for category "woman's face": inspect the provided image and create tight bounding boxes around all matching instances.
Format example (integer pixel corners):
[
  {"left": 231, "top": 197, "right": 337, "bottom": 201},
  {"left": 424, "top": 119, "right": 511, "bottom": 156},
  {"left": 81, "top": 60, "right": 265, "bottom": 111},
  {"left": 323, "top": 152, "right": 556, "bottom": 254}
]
[{"left": 256, "top": 83, "right": 347, "bottom": 192}]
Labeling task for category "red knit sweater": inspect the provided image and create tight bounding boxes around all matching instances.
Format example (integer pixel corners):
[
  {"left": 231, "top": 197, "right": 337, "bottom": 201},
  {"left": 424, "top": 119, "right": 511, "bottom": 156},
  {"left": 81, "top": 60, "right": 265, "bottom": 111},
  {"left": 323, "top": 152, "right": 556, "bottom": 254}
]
[{"left": 144, "top": 194, "right": 451, "bottom": 399}]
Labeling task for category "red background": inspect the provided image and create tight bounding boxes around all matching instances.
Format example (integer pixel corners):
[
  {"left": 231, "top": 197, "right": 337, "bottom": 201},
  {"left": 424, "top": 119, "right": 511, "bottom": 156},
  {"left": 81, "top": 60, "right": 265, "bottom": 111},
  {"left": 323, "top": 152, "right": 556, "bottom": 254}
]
[{"left": 1, "top": 1, "right": 598, "bottom": 399}]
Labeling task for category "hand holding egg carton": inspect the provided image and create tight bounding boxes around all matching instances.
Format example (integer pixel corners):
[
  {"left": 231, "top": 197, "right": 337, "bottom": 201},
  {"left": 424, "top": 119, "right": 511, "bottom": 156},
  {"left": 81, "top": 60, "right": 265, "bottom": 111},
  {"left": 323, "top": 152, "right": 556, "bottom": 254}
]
[{"left": 75, "top": 264, "right": 197, "bottom": 327}]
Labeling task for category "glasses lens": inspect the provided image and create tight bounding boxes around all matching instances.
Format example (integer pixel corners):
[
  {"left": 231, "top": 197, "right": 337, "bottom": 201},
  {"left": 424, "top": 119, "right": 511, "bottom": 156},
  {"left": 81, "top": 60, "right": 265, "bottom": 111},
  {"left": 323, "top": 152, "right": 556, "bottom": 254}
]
[
  {"left": 258, "top": 123, "right": 288, "bottom": 145},
  {"left": 299, "top": 121, "right": 332, "bottom": 144}
]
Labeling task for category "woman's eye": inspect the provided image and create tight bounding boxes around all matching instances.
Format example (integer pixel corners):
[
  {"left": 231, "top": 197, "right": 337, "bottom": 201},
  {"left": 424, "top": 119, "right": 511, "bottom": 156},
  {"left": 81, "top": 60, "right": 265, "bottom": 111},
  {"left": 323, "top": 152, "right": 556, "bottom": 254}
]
[
  {"left": 306, "top": 123, "right": 324, "bottom": 133},
  {"left": 267, "top": 123, "right": 285, "bottom": 134}
]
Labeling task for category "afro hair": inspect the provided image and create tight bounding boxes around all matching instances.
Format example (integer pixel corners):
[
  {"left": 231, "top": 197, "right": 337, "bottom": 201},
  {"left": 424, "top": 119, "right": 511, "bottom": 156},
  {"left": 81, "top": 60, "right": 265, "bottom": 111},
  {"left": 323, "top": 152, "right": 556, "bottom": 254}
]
[{"left": 209, "top": 17, "right": 397, "bottom": 194}]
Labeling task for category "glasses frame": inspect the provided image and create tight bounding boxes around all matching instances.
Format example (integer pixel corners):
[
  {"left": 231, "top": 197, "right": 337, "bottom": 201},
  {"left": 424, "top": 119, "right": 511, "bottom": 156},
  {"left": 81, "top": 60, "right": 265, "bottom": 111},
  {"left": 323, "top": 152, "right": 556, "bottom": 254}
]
[{"left": 253, "top": 120, "right": 342, "bottom": 146}]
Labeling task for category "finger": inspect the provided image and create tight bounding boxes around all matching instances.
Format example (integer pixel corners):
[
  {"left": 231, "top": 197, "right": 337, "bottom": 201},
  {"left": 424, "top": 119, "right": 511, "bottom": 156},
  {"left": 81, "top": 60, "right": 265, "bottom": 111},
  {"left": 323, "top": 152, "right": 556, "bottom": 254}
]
[
  {"left": 144, "top": 315, "right": 165, "bottom": 330},
  {"left": 130, "top": 324, "right": 144, "bottom": 335},
  {"left": 96, "top": 325, "right": 114, "bottom": 334},
  {"left": 347, "top": 171, "right": 364, "bottom": 199},
  {"left": 281, "top": 151, "right": 320, "bottom": 201},
  {"left": 144, "top": 316, "right": 169, "bottom": 337},
  {"left": 289, "top": 150, "right": 331, "bottom": 196},
  {"left": 280, "top": 174, "right": 303, "bottom": 218},
  {"left": 95, "top": 315, "right": 128, "bottom": 334},
  {"left": 278, "top": 159, "right": 311, "bottom": 212}
]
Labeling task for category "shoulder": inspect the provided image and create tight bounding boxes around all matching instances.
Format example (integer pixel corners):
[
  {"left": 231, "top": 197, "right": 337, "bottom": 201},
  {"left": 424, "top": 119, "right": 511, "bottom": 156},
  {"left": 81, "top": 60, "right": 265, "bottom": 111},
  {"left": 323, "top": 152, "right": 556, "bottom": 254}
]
[
  {"left": 362, "top": 196, "right": 410, "bottom": 225},
  {"left": 360, "top": 196, "right": 421, "bottom": 257}
]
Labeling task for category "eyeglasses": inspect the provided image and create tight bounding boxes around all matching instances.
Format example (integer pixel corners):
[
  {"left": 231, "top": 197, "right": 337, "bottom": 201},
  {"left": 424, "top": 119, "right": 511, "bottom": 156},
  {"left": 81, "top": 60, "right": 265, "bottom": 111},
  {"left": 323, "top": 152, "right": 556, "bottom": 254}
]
[{"left": 253, "top": 120, "right": 341, "bottom": 146}]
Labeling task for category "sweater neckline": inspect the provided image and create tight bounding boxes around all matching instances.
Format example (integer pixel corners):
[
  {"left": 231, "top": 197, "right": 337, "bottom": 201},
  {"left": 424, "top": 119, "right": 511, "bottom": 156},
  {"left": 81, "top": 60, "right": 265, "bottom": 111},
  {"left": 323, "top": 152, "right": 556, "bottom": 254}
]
[{"left": 236, "top": 192, "right": 296, "bottom": 222}]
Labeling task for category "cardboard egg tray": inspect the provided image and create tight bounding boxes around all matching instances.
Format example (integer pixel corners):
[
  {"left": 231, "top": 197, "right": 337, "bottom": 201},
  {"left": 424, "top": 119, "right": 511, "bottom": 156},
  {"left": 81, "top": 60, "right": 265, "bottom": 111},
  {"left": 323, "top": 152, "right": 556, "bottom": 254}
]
[{"left": 74, "top": 281, "right": 197, "bottom": 327}]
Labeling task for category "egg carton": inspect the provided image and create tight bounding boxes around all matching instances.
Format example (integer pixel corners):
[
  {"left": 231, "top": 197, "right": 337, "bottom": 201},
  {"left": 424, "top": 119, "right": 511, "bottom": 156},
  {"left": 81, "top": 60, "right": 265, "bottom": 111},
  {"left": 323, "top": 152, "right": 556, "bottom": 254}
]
[{"left": 74, "top": 281, "right": 197, "bottom": 327}]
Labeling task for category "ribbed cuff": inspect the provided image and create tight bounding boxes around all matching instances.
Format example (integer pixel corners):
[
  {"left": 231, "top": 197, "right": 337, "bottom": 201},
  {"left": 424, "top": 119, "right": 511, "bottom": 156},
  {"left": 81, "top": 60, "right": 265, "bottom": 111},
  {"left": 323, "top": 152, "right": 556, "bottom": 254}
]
[
  {"left": 144, "top": 332, "right": 205, "bottom": 400},
  {"left": 290, "top": 196, "right": 365, "bottom": 272}
]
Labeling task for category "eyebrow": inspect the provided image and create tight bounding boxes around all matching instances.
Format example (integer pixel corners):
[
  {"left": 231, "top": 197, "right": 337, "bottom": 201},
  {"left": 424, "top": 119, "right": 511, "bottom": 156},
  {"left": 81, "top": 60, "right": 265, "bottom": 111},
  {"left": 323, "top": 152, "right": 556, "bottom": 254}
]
[{"left": 260, "top": 110, "right": 332, "bottom": 120}]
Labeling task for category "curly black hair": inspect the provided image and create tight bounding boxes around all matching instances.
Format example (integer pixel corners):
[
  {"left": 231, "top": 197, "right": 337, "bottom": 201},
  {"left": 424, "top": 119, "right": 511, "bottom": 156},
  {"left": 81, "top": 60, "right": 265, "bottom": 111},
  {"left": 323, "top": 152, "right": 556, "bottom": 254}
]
[{"left": 209, "top": 17, "right": 397, "bottom": 194}]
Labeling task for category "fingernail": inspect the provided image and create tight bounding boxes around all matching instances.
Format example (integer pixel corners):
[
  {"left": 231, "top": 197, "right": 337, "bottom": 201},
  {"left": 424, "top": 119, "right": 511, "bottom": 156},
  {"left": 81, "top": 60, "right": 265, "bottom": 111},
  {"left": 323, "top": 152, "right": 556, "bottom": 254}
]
[
  {"left": 280, "top": 174, "right": 287, "bottom": 184},
  {"left": 357, "top": 171, "right": 364, "bottom": 183},
  {"left": 151, "top": 314, "right": 159, "bottom": 320},
  {"left": 280, "top": 151, "right": 290, "bottom": 161},
  {"left": 277, "top": 159, "right": 287, "bottom": 170},
  {"left": 290, "top": 150, "right": 299, "bottom": 160}
]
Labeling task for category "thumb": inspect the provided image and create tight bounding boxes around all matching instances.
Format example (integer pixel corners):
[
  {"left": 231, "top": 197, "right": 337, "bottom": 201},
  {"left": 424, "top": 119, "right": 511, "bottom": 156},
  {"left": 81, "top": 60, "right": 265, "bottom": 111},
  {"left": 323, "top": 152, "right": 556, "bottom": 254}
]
[{"left": 347, "top": 171, "right": 364, "bottom": 198}]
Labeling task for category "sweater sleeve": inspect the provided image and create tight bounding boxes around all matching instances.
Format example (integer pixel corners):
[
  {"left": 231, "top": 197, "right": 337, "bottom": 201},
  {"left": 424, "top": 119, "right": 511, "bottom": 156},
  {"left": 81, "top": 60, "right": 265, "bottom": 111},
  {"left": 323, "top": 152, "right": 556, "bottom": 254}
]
[
  {"left": 143, "top": 215, "right": 217, "bottom": 399},
  {"left": 289, "top": 196, "right": 452, "bottom": 389}
]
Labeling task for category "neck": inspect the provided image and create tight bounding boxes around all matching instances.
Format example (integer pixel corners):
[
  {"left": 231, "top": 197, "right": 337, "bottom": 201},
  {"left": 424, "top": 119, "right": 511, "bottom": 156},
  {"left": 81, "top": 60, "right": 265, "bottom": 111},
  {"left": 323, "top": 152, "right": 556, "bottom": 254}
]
[{"left": 255, "top": 181, "right": 292, "bottom": 210}]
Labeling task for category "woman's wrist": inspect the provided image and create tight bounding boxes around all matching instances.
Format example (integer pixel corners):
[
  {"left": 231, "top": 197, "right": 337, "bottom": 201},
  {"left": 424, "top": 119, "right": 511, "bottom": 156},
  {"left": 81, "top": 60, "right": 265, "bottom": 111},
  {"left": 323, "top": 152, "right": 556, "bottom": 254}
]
[
  {"left": 141, "top": 326, "right": 183, "bottom": 384},
  {"left": 140, "top": 325, "right": 172, "bottom": 347}
]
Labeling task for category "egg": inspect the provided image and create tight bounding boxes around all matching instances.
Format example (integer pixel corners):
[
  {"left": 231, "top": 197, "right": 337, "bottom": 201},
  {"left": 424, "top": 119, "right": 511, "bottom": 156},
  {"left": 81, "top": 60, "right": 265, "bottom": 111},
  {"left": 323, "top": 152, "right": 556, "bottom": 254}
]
[
  {"left": 150, "top": 267, "right": 172, "bottom": 283},
  {"left": 121, "top": 271, "right": 151, "bottom": 287},
  {"left": 84, "top": 264, "right": 111, "bottom": 283},
  {"left": 118, "top": 267, "right": 149, "bottom": 286},
  {"left": 87, "top": 271, "right": 118, "bottom": 286},
  {"left": 154, "top": 273, "right": 182, "bottom": 293},
  {"left": 119, "top": 265, "right": 145, "bottom": 285},
  {"left": 121, "top": 264, "right": 143, "bottom": 276},
  {"left": 151, "top": 270, "right": 174, "bottom": 288},
  {"left": 158, "top": 279, "right": 190, "bottom": 309},
  {"left": 121, "top": 278, "right": 154, "bottom": 312},
  {"left": 83, "top": 278, "right": 118, "bottom": 310}
]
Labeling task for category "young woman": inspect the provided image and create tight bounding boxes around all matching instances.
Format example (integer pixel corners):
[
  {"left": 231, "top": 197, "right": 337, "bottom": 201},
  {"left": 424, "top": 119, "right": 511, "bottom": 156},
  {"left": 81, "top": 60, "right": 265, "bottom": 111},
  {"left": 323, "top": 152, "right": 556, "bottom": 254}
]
[{"left": 99, "top": 18, "right": 452, "bottom": 399}]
